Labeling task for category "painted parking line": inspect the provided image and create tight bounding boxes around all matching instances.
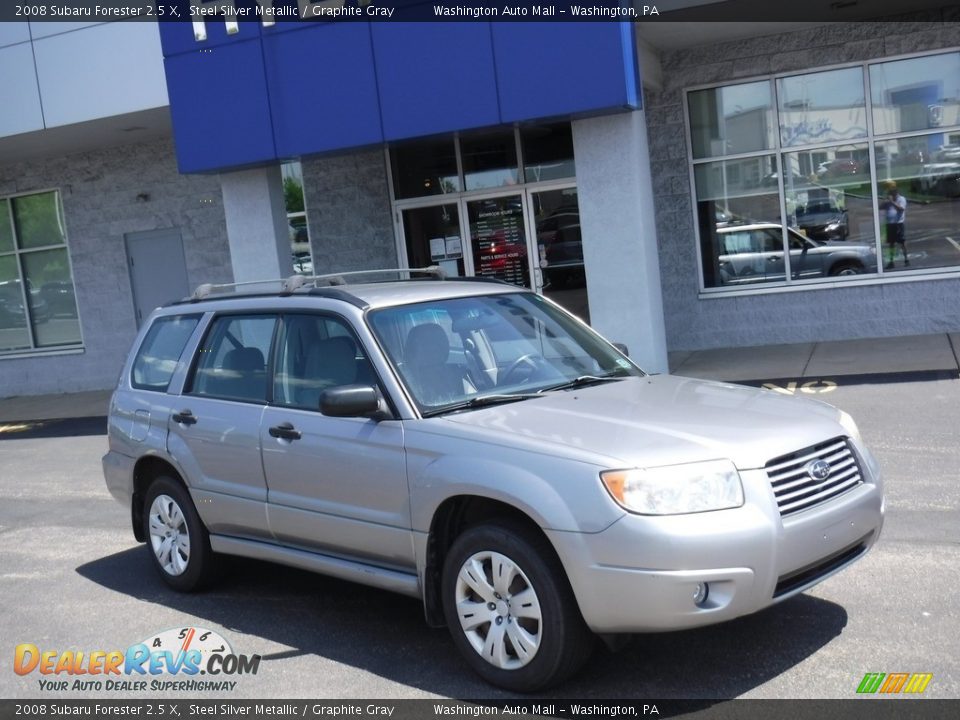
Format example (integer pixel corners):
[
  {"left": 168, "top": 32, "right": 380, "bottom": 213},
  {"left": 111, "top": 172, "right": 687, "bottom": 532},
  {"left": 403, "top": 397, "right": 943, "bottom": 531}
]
[
  {"left": 731, "top": 369, "right": 959, "bottom": 392},
  {"left": 761, "top": 379, "right": 838, "bottom": 395},
  {"left": 947, "top": 236, "right": 960, "bottom": 254}
]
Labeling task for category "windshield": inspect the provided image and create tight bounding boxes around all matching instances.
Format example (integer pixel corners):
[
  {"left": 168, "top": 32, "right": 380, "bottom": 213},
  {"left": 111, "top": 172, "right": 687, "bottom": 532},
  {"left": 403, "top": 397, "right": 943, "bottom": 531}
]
[{"left": 367, "top": 292, "right": 643, "bottom": 414}]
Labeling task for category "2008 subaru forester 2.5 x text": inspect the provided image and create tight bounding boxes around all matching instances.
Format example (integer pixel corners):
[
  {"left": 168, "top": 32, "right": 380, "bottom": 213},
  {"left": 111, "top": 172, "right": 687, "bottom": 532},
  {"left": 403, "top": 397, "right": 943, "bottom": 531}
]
[{"left": 103, "top": 270, "right": 884, "bottom": 691}]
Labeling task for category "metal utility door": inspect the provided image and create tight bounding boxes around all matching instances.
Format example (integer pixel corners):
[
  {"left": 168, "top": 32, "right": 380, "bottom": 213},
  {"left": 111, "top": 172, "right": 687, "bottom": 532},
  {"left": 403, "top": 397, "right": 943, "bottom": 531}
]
[{"left": 125, "top": 229, "right": 190, "bottom": 327}]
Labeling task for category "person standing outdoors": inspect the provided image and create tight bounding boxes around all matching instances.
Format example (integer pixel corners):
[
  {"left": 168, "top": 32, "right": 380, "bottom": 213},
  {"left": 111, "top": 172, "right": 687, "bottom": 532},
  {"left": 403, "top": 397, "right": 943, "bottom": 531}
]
[{"left": 881, "top": 180, "right": 908, "bottom": 269}]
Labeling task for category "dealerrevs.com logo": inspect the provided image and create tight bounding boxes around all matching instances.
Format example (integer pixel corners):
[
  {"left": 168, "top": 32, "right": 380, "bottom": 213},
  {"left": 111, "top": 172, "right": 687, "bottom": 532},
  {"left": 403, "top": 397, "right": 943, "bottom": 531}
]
[{"left": 13, "top": 627, "right": 260, "bottom": 692}]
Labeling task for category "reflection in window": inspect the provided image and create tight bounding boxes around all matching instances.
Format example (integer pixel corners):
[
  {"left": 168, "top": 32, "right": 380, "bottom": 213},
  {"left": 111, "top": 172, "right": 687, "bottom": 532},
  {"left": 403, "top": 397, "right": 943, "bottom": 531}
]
[
  {"left": 783, "top": 143, "right": 876, "bottom": 252},
  {"left": 876, "top": 137, "right": 960, "bottom": 273},
  {"left": 777, "top": 67, "right": 866, "bottom": 147},
  {"left": 461, "top": 129, "right": 519, "bottom": 191},
  {"left": 282, "top": 162, "right": 313, "bottom": 276},
  {"left": 688, "top": 81, "right": 775, "bottom": 159},
  {"left": 0, "top": 191, "right": 81, "bottom": 354},
  {"left": 688, "top": 50, "right": 960, "bottom": 291},
  {"left": 870, "top": 53, "right": 960, "bottom": 136},
  {"left": 695, "top": 157, "right": 783, "bottom": 287},
  {"left": 390, "top": 138, "right": 460, "bottom": 200},
  {"left": 521, "top": 124, "right": 575, "bottom": 182},
  {"left": 0, "top": 200, "right": 13, "bottom": 253}
]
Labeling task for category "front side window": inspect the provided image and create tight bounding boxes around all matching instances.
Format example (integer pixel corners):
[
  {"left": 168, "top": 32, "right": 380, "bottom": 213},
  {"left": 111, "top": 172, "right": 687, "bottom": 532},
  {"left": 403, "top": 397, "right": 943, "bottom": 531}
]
[
  {"left": 0, "top": 191, "right": 81, "bottom": 354},
  {"left": 369, "top": 292, "right": 641, "bottom": 414},
  {"left": 189, "top": 315, "right": 276, "bottom": 403},
  {"left": 272, "top": 314, "right": 377, "bottom": 411}
]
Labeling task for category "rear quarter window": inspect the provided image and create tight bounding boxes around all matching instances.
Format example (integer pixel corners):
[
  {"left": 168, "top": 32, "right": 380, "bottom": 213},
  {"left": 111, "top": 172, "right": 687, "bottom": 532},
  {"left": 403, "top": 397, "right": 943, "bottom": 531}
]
[{"left": 131, "top": 315, "right": 201, "bottom": 392}]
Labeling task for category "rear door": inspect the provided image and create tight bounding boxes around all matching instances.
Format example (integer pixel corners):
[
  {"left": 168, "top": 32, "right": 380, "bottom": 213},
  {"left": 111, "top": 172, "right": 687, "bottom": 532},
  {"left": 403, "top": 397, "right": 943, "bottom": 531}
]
[
  {"left": 260, "top": 313, "right": 414, "bottom": 570},
  {"left": 166, "top": 313, "right": 277, "bottom": 540}
]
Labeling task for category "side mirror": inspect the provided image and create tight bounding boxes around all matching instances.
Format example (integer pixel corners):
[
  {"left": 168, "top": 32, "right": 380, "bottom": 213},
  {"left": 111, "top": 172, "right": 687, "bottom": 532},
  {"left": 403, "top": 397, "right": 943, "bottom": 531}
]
[
  {"left": 612, "top": 342, "right": 629, "bottom": 356},
  {"left": 319, "top": 385, "right": 388, "bottom": 420}
]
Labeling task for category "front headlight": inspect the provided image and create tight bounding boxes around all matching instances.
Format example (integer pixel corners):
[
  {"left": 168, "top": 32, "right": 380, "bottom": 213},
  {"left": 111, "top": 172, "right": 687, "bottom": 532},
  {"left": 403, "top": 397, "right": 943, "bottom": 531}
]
[{"left": 600, "top": 459, "right": 744, "bottom": 515}]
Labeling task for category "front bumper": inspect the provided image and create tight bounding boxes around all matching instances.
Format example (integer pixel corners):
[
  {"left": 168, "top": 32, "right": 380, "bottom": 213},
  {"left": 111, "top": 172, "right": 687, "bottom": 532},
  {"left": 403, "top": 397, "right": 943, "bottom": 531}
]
[{"left": 548, "top": 466, "right": 884, "bottom": 633}]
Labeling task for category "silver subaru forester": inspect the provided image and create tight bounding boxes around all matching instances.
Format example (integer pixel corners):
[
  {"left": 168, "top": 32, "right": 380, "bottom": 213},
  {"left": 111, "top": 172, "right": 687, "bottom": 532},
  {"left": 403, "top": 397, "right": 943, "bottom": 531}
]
[{"left": 103, "top": 271, "right": 883, "bottom": 691}]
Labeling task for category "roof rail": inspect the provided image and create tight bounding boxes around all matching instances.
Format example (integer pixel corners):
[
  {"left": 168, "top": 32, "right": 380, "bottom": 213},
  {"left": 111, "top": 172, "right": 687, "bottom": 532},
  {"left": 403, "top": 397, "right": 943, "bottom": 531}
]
[
  {"left": 191, "top": 277, "right": 286, "bottom": 300},
  {"left": 189, "top": 266, "right": 446, "bottom": 301}
]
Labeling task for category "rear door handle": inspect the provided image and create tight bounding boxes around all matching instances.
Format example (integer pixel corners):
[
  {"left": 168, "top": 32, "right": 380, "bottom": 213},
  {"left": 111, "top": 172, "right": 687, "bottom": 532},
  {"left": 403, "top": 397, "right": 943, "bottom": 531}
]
[
  {"left": 172, "top": 410, "right": 197, "bottom": 426},
  {"left": 268, "top": 422, "right": 302, "bottom": 441}
]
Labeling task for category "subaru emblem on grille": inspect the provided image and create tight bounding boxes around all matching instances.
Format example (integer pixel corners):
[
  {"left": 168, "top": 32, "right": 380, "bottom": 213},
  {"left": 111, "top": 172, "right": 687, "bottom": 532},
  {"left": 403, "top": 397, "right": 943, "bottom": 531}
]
[{"left": 806, "top": 459, "right": 831, "bottom": 481}]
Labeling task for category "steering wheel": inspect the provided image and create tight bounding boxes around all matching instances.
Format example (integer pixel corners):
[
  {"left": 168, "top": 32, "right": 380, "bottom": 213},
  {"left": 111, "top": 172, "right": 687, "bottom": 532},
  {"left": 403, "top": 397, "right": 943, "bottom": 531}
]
[{"left": 500, "top": 353, "right": 543, "bottom": 386}]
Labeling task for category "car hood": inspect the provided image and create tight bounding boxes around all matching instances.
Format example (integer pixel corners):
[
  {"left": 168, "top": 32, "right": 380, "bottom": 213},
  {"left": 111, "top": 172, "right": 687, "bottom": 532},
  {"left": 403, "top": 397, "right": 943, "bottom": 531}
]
[{"left": 443, "top": 374, "right": 845, "bottom": 470}]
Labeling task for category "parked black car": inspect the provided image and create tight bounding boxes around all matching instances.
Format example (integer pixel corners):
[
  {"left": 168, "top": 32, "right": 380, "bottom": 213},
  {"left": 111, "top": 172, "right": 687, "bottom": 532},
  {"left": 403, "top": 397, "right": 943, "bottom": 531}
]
[{"left": 796, "top": 201, "right": 849, "bottom": 241}]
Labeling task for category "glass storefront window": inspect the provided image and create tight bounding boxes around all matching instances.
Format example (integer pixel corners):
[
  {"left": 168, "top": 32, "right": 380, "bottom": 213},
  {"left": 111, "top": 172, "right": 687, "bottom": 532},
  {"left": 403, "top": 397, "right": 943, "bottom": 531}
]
[
  {"left": 12, "top": 192, "right": 66, "bottom": 250},
  {"left": 532, "top": 187, "right": 589, "bottom": 321},
  {"left": 870, "top": 53, "right": 960, "bottom": 136},
  {"left": 521, "top": 124, "right": 575, "bottom": 182},
  {"left": 0, "top": 190, "right": 81, "bottom": 354},
  {"left": 282, "top": 162, "right": 313, "bottom": 276},
  {"left": 777, "top": 67, "right": 867, "bottom": 147},
  {"left": 21, "top": 248, "right": 81, "bottom": 347},
  {"left": 461, "top": 130, "right": 519, "bottom": 191},
  {"left": 0, "top": 200, "right": 13, "bottom": 253},
  {"left": 689, "top": 50, "right": 960, "bottom": 292},
  {"left": 875, "top": 137, "right": 960, "bottom": 273},
  {"left": 688, "top": 80, "right": 775, "bottom": 159},
  {"left": 390, "top": 138, "right": 460, "bottom": 200},
  {"left": 783, "top": 143, "right": 876, "bottom": 248},
  {"left": 695, "top": 156, "right": 784, "bottom": 288},
  {"left": 0, "top": 254, "right": 32, "bottom": 352}
]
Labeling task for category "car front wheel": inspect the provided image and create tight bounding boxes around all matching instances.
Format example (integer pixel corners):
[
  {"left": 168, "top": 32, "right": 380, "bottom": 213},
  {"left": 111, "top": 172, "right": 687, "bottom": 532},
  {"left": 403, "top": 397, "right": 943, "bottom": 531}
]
[
  {"left": 441, "top": 521, "right": 593, "bottom": 691},
  {"left": 143, "top": 475, "right": 215, "bottom": 592},
  {"left": 829, "top": 261, "right": 863, "bottom": 276}
]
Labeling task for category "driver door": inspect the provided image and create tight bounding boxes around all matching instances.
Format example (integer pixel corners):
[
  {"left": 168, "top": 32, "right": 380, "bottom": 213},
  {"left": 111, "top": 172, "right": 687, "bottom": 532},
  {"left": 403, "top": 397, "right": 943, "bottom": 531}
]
[{"left": 261, "top": 313, "right": 414, "bottom": 570}]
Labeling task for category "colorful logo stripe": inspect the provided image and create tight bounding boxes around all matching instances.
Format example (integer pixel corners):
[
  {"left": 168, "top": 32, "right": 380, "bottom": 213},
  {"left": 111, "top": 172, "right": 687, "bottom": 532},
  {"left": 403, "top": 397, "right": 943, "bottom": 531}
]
[{"left": 857, "top": 672, "right": 933, "bottom": 694}]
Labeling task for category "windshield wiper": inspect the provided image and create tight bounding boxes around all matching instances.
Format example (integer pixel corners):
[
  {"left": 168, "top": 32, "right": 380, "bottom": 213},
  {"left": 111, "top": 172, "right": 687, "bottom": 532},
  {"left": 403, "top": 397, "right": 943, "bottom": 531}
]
[
  {"left": 537, "top": 374, "right": 627, "bottom": 393},
  {"left": 423, "top": 393, "right": 541, "bottom": 417}
]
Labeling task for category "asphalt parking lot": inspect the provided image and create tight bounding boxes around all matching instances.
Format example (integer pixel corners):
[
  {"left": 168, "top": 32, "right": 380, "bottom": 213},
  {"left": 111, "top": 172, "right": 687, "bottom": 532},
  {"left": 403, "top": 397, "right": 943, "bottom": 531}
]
[{"left": 1, "top": 372, "right": 958, "bottom": 701}]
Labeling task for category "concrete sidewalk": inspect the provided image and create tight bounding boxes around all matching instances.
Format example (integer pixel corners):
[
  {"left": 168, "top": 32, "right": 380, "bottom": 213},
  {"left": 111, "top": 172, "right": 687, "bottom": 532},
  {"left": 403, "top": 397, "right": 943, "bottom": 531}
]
[
  {"left": 1, "top": 333, "right": 958, "bottom": 424},
  {"left": 669, "top": 332, "right": 960, "bottom": 383}
]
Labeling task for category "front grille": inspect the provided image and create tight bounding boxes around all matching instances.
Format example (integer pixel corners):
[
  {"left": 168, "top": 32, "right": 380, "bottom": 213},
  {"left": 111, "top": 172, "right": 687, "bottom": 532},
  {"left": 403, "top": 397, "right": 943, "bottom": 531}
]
[{"left": 765, "top": 436, "right": 864, "bottom": 517}]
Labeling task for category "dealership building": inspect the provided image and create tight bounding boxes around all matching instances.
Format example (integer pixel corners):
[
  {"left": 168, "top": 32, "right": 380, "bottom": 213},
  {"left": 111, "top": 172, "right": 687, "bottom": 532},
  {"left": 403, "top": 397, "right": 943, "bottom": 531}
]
[{"left": 1, "top": 3, "right": 959, "bottom": 397}]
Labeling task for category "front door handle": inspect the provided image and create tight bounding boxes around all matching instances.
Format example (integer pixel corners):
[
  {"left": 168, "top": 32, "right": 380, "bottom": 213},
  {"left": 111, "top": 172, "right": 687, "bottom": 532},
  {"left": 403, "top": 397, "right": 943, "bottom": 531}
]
[
  {"left": 268, "top": 422, "right": 302, "bottom": 441},
  {"left": 172, "top": 410, "right": 197, "bottom": 426}
]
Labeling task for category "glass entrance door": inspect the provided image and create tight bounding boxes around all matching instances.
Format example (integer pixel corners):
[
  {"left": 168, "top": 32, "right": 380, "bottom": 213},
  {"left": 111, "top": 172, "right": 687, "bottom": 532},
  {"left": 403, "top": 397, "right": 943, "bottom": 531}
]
[{"left": 465, "top": 194, "right": 531, "bottom": 288}]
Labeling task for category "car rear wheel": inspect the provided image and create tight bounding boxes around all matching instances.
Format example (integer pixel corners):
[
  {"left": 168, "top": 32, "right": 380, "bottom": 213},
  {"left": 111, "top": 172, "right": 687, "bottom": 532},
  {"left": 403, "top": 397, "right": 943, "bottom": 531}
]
[
  {"left": 143, "top": 476, "right": 216, "bottom": 592},
  {"left": 441, "top": 521, "right": 594, "bottom": 691}
]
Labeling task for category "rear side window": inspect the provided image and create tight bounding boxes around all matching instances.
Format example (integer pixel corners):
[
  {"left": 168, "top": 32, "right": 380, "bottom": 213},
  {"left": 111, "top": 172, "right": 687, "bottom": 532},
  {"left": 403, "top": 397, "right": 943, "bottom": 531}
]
[
  {"left": 189, "top": 315, "right": 276, "bottom": 403},
  {"left": 131, "top": 315, "right": 201, "bottom": 392}
]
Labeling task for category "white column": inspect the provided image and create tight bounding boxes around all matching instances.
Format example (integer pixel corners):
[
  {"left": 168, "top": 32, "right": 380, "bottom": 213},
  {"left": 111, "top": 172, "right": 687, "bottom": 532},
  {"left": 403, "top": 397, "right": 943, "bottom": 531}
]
[
  {"left": 219, "top": 165, "right": 294, "bottom": 284},
  {"left": 572, "top": 110, "right": 669, "bottom": 374}
]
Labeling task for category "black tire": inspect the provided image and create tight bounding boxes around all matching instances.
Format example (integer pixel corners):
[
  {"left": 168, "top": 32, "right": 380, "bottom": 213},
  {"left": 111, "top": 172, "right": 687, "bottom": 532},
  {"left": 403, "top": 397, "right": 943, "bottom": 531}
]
[
  {"left": 829, "top": 261, "right": 863, "bottom": 277},
  {"left": 441, "top": 520, "right": 594, "bottom": 692},
  {"left": 142, "top": 475, "right": 216, "bottom": 592}
]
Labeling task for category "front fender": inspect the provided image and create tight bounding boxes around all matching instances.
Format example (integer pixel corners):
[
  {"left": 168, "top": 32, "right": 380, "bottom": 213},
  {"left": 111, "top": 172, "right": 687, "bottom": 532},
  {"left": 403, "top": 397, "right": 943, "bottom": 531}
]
[{"left": 408, "top": 452, "right": 624, "bottom": 534}]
